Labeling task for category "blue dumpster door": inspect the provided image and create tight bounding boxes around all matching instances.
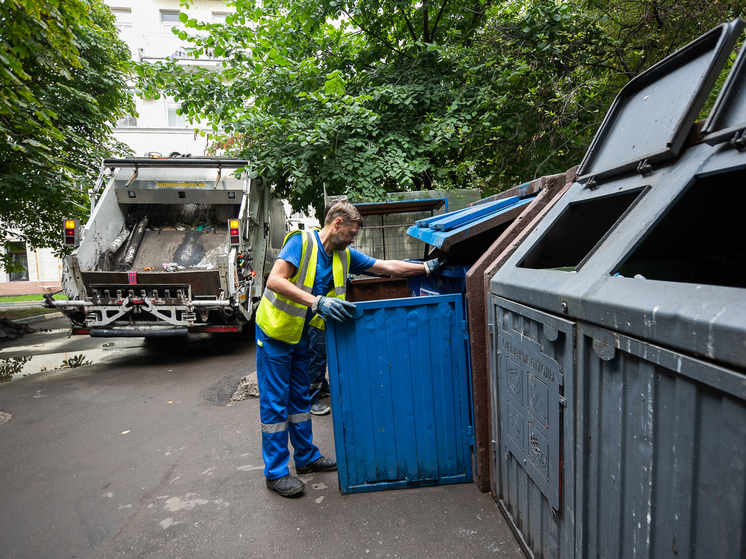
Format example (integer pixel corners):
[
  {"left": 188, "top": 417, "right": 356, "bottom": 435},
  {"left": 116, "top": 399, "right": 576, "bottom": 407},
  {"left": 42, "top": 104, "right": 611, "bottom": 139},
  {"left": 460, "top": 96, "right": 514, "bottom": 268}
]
[{"left": 326, "top": 294, "right": 473, "bottom": 494}]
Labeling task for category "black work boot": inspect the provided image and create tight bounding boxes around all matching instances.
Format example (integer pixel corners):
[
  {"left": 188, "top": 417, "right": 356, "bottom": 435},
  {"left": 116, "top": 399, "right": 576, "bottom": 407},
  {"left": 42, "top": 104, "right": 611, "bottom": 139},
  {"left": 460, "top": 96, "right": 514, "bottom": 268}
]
[
  {"left": 296, "top": 456, "right": 337, "bottom": 474},
  {"left": 266, "top": 474, "right": 305, "bottom": 497}
]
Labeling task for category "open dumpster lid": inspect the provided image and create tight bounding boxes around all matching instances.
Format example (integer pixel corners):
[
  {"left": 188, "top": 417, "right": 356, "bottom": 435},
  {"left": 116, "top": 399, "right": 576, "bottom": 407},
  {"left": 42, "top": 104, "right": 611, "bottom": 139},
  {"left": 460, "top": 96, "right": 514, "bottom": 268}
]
[
  {"left": 577, "top": 19, "right": 743, "bottom": 182},
  {"left": 354, "top": 198, "right": 447, "bottom": 216},
  {"left": 702, "top": 27, "right": 746, "bottom": 145},
  {"left": 406, "top": 195, "right": 535, "bottom": 251}
]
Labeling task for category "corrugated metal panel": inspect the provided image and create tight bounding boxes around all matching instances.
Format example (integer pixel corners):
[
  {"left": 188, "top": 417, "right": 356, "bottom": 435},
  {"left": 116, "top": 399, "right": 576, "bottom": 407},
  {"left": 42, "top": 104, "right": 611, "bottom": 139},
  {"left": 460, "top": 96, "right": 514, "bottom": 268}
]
[
  {"left": 326, "top": 294, "right": 473, "bottom": 494},
  {"left": 491, "top": 297, "right": 576, "bottom": 559},
  {"left": 576, "top": 322, "right": 746, "bottom": 559},
  {"left": 491, "top": 298, "right": 746, "bottom": 559}
]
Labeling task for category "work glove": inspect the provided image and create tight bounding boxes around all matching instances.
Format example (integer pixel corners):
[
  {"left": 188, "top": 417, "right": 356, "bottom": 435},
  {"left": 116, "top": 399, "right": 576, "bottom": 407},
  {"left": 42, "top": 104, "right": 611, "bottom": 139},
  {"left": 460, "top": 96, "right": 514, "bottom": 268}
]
[
  {"left": 312, "top": 296, "right": 357, "bottom": 323},
  {"left": 424, "top": 257, "right": 448, "bottom": 276}
]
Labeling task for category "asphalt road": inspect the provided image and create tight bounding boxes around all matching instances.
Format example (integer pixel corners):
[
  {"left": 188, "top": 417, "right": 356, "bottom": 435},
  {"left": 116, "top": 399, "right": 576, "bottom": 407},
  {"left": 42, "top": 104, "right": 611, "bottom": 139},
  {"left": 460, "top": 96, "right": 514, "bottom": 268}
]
[{"left": 0, "top": 318, "right": 524, "bottom": 559}]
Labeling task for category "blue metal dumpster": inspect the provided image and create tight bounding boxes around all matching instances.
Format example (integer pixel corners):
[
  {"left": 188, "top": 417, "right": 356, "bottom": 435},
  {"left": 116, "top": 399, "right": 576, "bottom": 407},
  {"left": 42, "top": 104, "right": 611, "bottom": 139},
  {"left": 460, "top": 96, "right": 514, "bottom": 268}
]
[{"left": 326, "top": 294, "right": 473, "bottom": 493}]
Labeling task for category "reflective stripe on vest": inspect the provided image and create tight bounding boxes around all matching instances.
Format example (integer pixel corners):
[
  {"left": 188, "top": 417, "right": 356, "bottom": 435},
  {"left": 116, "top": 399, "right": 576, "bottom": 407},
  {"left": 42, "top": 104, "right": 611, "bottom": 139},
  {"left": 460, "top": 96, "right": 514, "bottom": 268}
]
[
  {"left": 309, "top": 247, "right": 350, "bottom": 331},
  {"left": 256, "top": 229, "right": 350, "bottom": 343}
]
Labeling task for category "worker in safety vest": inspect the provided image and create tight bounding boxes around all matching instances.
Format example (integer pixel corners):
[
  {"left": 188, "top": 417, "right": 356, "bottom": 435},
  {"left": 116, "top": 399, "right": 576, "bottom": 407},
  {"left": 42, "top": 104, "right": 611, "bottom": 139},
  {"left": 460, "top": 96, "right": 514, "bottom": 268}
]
[{"left": 255, "top": 201, "right": 446, "bottom": 497}]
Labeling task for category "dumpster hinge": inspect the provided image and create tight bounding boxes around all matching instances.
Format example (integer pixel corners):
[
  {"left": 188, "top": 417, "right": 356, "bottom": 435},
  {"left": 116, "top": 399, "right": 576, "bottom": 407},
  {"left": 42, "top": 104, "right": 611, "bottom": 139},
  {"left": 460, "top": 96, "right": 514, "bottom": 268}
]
[
  {"left": 462, "top": 320, "right": 468, "bottom": 340},
  {"left": 467, "top": 426, "right": 474, "bottom": 446},
  {"left": 559, "top": 396, "right": 567, "bottom": 407},
  {"left": 637, "top": 159, "right": 653, "bottom": 177},
  {"left": 491, "top": 440, "right": 497, "bottom": 452}
]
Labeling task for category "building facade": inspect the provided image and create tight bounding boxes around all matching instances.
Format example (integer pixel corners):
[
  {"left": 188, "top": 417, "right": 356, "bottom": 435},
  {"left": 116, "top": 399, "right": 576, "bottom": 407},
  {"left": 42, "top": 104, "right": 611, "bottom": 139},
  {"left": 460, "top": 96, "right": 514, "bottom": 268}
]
[
  {"left": 109, "top": 0, "right": 234, "bottom": 157},
  {"left": 1, "top": 0, "right": 234, "bottom": 296}
]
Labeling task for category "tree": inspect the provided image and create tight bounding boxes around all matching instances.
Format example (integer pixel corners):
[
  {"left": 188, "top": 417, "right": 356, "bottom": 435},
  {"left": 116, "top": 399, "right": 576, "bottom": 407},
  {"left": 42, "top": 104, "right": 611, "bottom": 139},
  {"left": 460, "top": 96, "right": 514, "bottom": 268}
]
[
  {"left": 441, "top": 0, "right": 745, "bottom": 188},
  {"left": 0, "top": 0, "right": 135, "bottom": 272},
  {"left": 135, "top": 0, "right": 743, "bottom": 215},
  {"left": 136, "top": 0, "right": 493, "bottom": 215}
]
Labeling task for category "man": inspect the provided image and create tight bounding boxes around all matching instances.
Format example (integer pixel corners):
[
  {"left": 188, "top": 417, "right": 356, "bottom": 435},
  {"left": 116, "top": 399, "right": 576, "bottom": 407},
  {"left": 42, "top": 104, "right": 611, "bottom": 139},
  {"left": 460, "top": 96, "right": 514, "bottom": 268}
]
[
  {"left": 255, "top": 201, "right": 445, "bottom": 497},
  {"left": 307, "top": 202, "right": 340, "bottom": 417}
]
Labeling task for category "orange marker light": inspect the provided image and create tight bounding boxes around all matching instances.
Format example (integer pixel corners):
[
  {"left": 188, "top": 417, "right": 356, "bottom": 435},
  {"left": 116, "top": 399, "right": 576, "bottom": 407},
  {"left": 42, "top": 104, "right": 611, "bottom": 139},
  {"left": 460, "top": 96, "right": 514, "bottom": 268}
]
[
  {"left": 63, "top": 218, "right": 79, "bottom": 246},
  {"left": 228, "top": 219, "right": 240, "bottom": 246}
]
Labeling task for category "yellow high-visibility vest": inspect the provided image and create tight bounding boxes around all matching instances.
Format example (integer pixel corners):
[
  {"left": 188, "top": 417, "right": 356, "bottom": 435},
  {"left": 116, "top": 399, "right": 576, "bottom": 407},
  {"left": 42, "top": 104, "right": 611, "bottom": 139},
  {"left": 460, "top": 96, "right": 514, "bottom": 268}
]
[{"left": 256, "top": 229, "right": 350, "bottom": 344}]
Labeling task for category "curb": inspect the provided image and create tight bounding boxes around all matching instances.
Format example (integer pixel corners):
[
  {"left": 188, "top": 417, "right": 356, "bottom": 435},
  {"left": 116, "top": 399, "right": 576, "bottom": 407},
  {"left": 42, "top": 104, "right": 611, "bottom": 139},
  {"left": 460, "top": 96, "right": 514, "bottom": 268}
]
[
  {"left": 13, "top": 312, "right": 64, "bottom": 325},
  {"left": 0, "top": 302, "right": 44, "bottom": 309}
]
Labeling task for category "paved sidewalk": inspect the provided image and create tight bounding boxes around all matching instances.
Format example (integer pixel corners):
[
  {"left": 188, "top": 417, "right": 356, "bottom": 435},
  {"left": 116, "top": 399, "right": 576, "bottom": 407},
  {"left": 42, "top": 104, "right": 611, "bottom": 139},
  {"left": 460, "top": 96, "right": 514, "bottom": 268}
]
[{"left": 0, "top": 332, "right": 527, "bottom": 559}]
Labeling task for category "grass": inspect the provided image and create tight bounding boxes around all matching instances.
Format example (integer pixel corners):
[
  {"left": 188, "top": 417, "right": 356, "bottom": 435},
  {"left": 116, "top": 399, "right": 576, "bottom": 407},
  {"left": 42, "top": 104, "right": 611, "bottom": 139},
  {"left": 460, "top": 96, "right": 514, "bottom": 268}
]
[{"left": 0, "top": 294, "right": 46, "bottom": 302}]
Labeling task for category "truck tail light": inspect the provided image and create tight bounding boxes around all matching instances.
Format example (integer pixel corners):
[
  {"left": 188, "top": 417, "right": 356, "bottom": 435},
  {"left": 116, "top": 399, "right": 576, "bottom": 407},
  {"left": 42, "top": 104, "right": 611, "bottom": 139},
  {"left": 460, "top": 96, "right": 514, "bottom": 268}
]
[
  {"left": 228, "top": 219, "right": 240, "bottom": 246},
  {"left": 64, "top": 219, "right": 79, "bottom": 247}
]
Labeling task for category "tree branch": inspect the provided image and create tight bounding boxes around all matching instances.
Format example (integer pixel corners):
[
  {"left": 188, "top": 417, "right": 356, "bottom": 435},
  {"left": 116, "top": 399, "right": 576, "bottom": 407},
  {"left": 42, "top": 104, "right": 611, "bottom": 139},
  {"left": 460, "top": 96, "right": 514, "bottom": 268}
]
[
  {"left": 429, "top": 0, "right": 449, "bottom": 42},
  {"left": 397, "top": 4, "right": 419, "bottom": 42},
  {"left": 342, "top": 9, "right": 413, "bottom": 58}
]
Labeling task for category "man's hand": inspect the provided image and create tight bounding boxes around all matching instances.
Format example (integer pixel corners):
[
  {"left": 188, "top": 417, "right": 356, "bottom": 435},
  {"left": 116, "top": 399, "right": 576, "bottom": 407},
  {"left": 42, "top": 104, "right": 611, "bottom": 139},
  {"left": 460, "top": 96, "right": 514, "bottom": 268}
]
[
  {"left": 313, "top": 296, "right": 357, "bottom": 323},
  {"left": 424, "top": 257, "right": 448, "bottom": 276}
]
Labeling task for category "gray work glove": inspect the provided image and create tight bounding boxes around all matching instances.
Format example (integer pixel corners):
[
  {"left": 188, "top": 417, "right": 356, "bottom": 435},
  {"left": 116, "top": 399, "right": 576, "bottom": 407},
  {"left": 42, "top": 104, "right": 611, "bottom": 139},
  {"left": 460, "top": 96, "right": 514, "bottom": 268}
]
[
  {"left": 312, "top": 295, "right": 356, "bottom": 323},
  {"left": 424, "top": 257, "right": 447, "bottom": 276}
]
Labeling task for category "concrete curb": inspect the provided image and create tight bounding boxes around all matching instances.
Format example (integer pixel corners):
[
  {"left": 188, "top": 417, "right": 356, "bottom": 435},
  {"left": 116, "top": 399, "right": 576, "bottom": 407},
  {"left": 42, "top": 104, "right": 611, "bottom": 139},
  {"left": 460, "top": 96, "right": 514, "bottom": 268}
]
[
  {"left": 0, "top": 301, "right": 44, "bottom": 309},
  {"left": 13, "top": 312, "right": 64, "bottom": 325}
]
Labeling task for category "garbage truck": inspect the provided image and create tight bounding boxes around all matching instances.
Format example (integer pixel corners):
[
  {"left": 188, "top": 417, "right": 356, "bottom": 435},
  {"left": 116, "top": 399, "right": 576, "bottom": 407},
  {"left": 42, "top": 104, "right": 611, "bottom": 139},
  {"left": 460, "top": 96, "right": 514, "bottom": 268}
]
[{"left": 45, "top": 156, "right": 288, "bottom": 337}]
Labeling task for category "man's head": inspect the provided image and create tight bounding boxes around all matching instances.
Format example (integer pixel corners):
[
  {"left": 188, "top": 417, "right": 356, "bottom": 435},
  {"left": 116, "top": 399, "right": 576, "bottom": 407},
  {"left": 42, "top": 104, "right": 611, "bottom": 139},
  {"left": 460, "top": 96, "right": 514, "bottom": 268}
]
[{"left": 323, "top": 202, "right": 363, "bottom": 251}]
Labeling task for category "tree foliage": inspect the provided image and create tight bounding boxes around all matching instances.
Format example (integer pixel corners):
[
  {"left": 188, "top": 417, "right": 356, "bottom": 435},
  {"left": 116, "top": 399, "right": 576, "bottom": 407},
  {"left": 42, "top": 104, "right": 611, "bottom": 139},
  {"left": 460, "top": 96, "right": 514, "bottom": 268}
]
[
  {"left": 135, "top": 0, "right": 744, "bottom": 215},
  {"left": 0, "top": 0, "right": 135, "bottom": 271}
]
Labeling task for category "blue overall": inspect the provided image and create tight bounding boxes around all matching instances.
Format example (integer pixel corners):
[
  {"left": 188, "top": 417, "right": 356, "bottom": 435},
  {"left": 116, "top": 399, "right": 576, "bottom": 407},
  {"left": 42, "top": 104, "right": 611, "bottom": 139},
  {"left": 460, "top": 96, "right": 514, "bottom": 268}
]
[
  {"left": 307, "top": 325, "right": 329, "bottom": 405},
  {"left": 256, "top": 323, "right": 321, "bottom": 479},
  {"left": 256, "top": 230, "right": 376, "bottom": 480}
]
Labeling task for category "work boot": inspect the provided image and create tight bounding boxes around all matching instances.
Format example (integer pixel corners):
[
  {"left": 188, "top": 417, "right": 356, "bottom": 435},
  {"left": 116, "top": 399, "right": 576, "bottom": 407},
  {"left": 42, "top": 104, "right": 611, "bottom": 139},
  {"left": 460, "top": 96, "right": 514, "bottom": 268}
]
[
  {"left": 266, "top": 474, "right": 305, "bottom": 497},
  {"left": 310, "top": 402, "right": 331, "bottom": 415},
  {"left": 296, "top": 456, "right": 337, "bottom": 474}
]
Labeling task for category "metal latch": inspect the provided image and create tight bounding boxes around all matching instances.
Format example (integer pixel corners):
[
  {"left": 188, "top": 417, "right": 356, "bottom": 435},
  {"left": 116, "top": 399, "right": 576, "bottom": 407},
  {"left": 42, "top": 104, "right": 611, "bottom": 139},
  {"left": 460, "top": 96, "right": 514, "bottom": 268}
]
[
  {"left": 730, "top": 130, "right": 746, "bottom": 151},
  {"left": 637, "top": 159, "right": 653, "bottom": 177}
]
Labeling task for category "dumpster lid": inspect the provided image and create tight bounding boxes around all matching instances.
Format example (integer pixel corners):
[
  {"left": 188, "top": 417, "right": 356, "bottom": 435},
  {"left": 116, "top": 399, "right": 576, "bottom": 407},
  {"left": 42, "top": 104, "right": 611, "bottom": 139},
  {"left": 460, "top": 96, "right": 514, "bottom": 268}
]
[
  {"left": 354, "top": 198, "right": 447, "bottom": 216},
  {"left": 406, "top": 195, "right": 535, "bottom": 251},
  {"left": 577, "top": 19, "right": 744, "bottom": 182},
  {"left": 702, "top": 23, "right": 746, "bottom": 145}
]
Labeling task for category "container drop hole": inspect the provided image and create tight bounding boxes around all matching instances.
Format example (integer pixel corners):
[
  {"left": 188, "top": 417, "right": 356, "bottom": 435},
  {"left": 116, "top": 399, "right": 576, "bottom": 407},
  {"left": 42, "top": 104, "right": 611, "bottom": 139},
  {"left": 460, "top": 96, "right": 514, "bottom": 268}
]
[
  {"left": 519, "top": 189, "right": 644, "bottom": 271},
  {"left": 615, "top": 169, "right": 746, "bottom": 288}
]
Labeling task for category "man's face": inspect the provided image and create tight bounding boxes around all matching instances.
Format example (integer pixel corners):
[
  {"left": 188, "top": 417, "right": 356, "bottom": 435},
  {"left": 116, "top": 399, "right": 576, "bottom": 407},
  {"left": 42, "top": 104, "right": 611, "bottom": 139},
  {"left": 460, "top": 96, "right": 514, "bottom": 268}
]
[{"left": 330, "top": 219, "right": 360, "bottom": 251}]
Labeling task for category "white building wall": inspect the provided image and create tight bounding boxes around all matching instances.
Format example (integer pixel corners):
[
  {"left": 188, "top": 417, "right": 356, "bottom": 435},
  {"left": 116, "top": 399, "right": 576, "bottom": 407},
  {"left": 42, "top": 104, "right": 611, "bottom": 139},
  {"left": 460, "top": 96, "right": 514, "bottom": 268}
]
[
  {"left": 108, "top": 0, "right": 234, "bottom": 156},
  {"left": 0, "top": 237, "right": 62, "bottom": 295}
]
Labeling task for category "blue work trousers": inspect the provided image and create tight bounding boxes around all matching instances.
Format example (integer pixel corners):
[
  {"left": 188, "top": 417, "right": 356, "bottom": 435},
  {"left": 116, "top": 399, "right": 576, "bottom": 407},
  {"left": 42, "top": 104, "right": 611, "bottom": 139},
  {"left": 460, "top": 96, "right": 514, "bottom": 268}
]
[
  {"left": 307, "top": 325, "right": 329, "bottom": 405},
  {"left": 256, "top": 323, "right": 321, "bottom": 480}
]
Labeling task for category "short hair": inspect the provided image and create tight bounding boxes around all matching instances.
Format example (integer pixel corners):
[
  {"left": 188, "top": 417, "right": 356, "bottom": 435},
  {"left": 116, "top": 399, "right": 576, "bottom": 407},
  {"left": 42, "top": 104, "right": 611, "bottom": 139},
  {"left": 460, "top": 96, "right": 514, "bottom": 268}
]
[{"left": 324, "top": 201, "right": 363, "bottom": 228}]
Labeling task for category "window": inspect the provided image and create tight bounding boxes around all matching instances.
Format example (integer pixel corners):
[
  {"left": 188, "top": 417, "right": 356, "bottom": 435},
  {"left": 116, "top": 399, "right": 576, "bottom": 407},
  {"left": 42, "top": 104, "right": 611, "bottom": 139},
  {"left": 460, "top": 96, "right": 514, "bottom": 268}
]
[
  {"left": 161, "top": 10, "right": 182, "bottom": 33},
  {"left": 7, "top": 242, "right": 28, "bottom": 281},
  {"left": 116, "top": 90, "right": 138, "bottom": 127},
  {"left": 116, "top": 114, "right": 138, "bottom": 127},
  {"left": 111, "top": 7, "right": 132, "bottom": 29},
  {"left": 167, "top": 99, "right": 187, "bottom": 127},
  {"left": 212, "top": 12, "right": 229, "bottom": 24}
]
